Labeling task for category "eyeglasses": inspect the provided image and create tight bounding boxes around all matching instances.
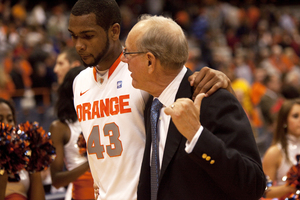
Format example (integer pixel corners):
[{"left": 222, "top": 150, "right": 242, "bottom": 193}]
[{"left": 123, "top": 48, "right": 147, "bottom": 58}]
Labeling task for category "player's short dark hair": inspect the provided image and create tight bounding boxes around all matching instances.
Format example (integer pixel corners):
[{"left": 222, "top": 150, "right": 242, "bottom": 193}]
[{"left": 71, "top": 0, "right": 121, "bottom": 31}]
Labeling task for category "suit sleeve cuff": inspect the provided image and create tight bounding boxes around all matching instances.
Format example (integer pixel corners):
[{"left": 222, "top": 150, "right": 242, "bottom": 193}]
[{"left": 185, "top": 126, "right": 203, "bottom": 153}]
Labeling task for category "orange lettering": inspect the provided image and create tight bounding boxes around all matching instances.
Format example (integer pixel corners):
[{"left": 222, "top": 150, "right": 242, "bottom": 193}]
[
  {"left": 119, "top": 95, "right": 131, "bottom": 114},
  {"left": 77, "top": 94, "right": 132, "bottom": 121},
  {"left": 110, "top": 97, "right": 119, "bottom": 115},
  {"left": 76, "top": 104, "right": 83, "bottom": 122},
  {"left": 100, "top": 99, "right": 109, "bottom": 117},
  {"left": 92, "top": 101, "right": 100, "bottom": 119},
  {"left": 83, "top": 103, "right": 91, "bottom": 121}
]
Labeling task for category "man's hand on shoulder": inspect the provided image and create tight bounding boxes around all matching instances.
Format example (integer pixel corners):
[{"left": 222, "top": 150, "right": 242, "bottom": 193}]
[{"left": 188, "top": 67, "right": 235, "bottom": 100}]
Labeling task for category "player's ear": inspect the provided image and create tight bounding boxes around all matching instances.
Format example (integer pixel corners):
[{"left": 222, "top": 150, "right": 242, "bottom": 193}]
[{"left": 110, "top": 23, "right": 120, "bottom": 40}]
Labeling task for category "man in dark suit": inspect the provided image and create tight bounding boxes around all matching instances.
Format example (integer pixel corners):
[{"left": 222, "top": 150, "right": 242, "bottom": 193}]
[{"left": 121, "top": 15, "right": 266, "bottom": 200}]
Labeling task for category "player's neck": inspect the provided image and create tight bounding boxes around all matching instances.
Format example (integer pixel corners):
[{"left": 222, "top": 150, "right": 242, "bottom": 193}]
[{"left": 96, "top": 44, "right": 122, "bottom": 71}]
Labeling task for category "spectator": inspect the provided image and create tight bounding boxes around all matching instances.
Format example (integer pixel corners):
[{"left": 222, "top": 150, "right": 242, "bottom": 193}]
[{"left": 262, "top": 98, "right": 300, "bottom": 199}]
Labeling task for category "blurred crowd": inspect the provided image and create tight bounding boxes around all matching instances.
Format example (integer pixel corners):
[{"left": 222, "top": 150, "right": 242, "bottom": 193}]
[{"left": 0, "top": 0, "right": 300, "bottom": 160}]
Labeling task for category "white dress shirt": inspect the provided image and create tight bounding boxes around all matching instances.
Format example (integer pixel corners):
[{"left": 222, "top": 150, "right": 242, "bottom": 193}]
[{"left": 153, "top": 66, "right": 203, "bottom": 169}]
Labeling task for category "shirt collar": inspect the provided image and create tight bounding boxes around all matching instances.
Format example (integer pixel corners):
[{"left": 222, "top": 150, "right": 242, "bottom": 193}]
[{"left": 156, "top": 66, "right": 187, "bottom": 107}]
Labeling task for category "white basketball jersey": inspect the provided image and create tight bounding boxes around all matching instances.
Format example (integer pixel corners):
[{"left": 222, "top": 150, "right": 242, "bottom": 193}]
[{"left": 73, "top": 56, "right": 147, "bottom": 200}]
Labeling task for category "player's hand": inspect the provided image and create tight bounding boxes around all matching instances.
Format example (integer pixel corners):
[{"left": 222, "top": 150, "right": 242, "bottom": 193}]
[
  {"left": 188, "top": 67, "right": 235, "bottom": 99},
  {"left": 164, "top": 93, "right": 205, "bottom": 142},
  {"left": 94, "top": 183, "right": 99, "bottom": 200}
]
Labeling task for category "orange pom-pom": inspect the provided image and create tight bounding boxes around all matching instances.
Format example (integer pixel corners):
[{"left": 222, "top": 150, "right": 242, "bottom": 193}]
[
  {"left": 77, "top": 132, "right": 87, "bottom": 156},
  {"left": 17, "top": 121, "right": 56, "bottom": 173}
]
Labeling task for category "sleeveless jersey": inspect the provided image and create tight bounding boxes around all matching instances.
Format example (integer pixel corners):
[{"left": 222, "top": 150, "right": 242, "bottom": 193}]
[
  {"left": 64, "top": 120, "right": 88, "bottom": 171},
  {"left": 275, "top": 134, "right": 300, "bottom": 186},
  {"left": 64, "top": 120, "right": 94, "bottom": 199},
  {"left": 5, "top": 170, "right": 29, "bottom": 198},
  {"left": 73, "top": 55, "right": 146, "bottom": 200}
]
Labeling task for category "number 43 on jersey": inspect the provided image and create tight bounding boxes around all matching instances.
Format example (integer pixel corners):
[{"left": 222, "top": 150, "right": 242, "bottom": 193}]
[{"left": 87, "top": 123, "right": 123, "bottom": 158}]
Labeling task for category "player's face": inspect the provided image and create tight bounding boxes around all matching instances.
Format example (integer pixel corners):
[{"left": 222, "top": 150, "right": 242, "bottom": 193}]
[
  {"left": 287, "top": 104, "right": 300, "bottom": 138},
  {"left": 68, "top": 13, "right": 110, "bottom": 67},
  {"left": 0, "top": 103, "right": 15, "bottom": 126},
  {"left": 54, "top": 53, "right": 72, "bottom": 84}
]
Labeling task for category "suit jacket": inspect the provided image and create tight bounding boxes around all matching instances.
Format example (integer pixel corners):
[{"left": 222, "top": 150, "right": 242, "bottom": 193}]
[{"left": 138, "top": 69, "right": 266, "bottom": 200}]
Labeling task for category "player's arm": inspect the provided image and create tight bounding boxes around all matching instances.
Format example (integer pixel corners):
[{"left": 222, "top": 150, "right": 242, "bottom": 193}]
[
  {"left": 188, "top": 66, "right": 235, "bottom": 99},
  {"left": 50, "top": 120, "right": 89, "bottom": 188}
]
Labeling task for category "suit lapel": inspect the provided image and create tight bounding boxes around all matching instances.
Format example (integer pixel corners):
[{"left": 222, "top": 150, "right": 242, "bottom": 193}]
[{"left": 159, "top": 69, "right": 193, "bottom": 181}]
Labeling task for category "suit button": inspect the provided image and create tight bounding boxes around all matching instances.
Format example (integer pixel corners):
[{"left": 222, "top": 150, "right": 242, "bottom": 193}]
[
  {"left": 206, "top": 156, "right": 211, "bottom": 161},
  {"left": 202, "top": 153, "right": 207, "bottom": 159},
  {"left": 210, "top": 160, "right": 215, "bottom": 164}
]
